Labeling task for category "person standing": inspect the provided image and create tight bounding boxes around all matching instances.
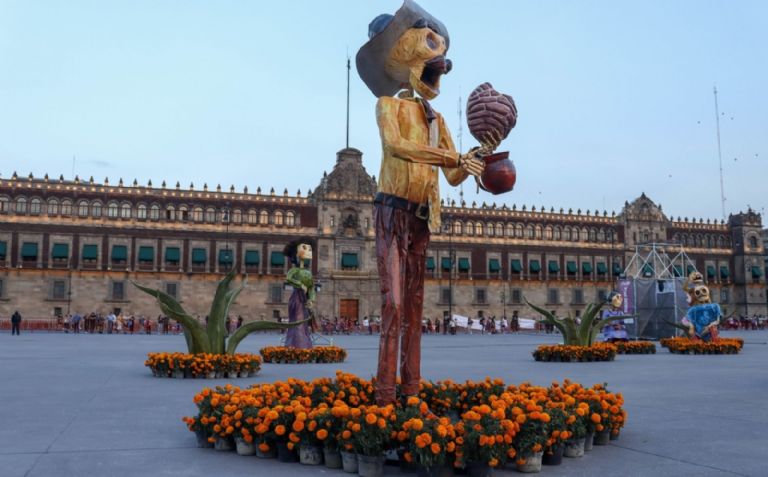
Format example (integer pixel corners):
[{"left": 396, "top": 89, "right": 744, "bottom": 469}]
[{"left": 11, "top": 310, "right": 22, "bottom": 335}]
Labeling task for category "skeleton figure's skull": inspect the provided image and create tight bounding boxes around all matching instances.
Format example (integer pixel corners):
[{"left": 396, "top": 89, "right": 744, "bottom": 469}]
[
  {"left": 610, "top": 293, "right": 624, "bottom": 310},
  {"left": 297, "top": 243, "right": 313, "bottom": 262},
  {"left": 386, "top": 24, "right": 451, "bottom": 100},
  {"left": 688, "top": 271, "right": 704, "bottom": 283},
  {"left": 693, "top": 284, "right": 711, "bottom": 304}
]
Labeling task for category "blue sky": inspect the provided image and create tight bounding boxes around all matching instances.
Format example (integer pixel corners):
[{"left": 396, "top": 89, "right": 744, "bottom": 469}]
[{"left": 1, "top": 0, "right": 766, "bottom": 221}]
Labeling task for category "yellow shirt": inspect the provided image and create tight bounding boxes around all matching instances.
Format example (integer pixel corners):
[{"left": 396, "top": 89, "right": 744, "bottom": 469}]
[{"left": 375, "top": 95, "right": 469, "bottom": 232}]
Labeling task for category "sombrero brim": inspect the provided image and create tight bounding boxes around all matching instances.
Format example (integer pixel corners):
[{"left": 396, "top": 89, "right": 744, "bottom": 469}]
[{"left": 356, "top": 0, "right": 450, "bottom": 98}]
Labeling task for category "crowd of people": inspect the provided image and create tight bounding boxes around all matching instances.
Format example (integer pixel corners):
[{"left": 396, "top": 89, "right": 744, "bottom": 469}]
[{"left": 723, "top": 314, "right": 767, "bottom": 330}]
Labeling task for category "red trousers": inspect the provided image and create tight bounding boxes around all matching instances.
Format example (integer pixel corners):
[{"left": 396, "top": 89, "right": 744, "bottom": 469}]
[{"left": 374, "top": 203, "right": 430, "bottom": 405}]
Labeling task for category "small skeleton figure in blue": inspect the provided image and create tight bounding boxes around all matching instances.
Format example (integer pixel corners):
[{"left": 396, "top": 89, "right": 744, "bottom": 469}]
[{"left": 681, "top": 272, "right": 721, "bottom": 342}]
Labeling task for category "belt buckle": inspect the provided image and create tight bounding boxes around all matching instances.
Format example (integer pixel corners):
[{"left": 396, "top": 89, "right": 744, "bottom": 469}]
[{"left": 415, "top": 203, "right": 429, "bottom": 220}]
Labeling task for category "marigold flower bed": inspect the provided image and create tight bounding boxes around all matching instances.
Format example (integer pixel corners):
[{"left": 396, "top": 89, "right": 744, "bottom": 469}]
[
  {"left": 532, "top": 343, "right": 618, "bottom": 362},
  {"left": 614, "top": 341, "right": 656, "bottom": 354},
  {"left": 184, "top": 372, "right": 627, "bottom": 471},
  {"left": 259, "top": 346, "right": 347, "bottom": 364},
  {"left": 659, "top": 337, "right": 743, "bottom": 355},
  {"left": 145, "top": 352, "right": 261, "bottom": 378}
]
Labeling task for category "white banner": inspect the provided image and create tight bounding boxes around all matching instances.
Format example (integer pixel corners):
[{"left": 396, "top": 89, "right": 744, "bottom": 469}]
[
  {"left": 452, "top": 314, "right": 468, "bottom": 328},
  {"left": 519, "top": 318, "right": 537, "bottom": 330}
]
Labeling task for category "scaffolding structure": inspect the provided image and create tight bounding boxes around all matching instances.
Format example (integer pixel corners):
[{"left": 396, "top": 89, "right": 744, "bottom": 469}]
[{"left": 619, "top": 243, "right": 696, "bottom": 339}]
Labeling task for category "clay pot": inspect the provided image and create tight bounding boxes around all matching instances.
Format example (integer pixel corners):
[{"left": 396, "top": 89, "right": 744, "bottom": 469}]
[{"left": 477, "top": 152, "right": 516, "bottom": 195}]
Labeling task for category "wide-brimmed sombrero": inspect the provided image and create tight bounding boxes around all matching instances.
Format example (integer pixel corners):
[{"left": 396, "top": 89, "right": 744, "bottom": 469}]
[{"left": 356, "top": 0, "right": 450, "bottom": 98}]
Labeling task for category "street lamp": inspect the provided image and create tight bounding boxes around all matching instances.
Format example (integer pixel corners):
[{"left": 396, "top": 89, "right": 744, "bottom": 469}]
[
  {"left": 443, "top": 216, "right": 455, "bottom": 328},
  {"left": 223, "top": 201, "right": 232, "bottom": 272}
]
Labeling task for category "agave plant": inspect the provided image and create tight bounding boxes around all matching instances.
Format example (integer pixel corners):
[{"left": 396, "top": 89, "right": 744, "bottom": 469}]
[
  {"left": 526, "top": 300, "right": 632, "bottom": 346},
  {"left": 133, "top": 270, "right": 304, "bottom": 355}
]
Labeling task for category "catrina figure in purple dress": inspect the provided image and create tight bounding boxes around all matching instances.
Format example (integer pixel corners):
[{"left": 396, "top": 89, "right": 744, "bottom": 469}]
[{"left": 283, "top": 238, "right": 315, "bottom": 349}]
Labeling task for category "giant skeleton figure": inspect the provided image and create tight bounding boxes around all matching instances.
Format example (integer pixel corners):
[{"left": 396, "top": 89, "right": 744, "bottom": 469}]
[{"left": 357, "top": 0, "right": 497, "bottom": 405}]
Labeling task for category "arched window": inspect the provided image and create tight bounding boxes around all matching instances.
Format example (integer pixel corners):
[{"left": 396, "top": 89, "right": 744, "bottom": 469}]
[
  {"left": 91, "top": 202, "right": 102, "bottom": 218},
  {"left": 107, "top": 202, "right": 119, "bottom": 218},
  {"left": 192, "top": 207, "right": 203, "bottom": 222},
  {"left": 47, "top": 199, "right": 59, "bottom": 216},
  {"left": 534, "top": 225, "right": 542, "bottom": 239},
  {"left": 274, "top": 211, "right": 284, "bottom": 225},
  {"left": 30, "top": 198, "right": 42, "bottom": 215},
  {"left": 505, "top": 223, "right": 514, "bottom": 237},
  {"left": 706, "top": 235, "right": 713, "bottom": 248},
  {"left": 495, "top": 223, "right": 503, "bottom": 236},
  {"left": 464, "top": 222, "right": 473, "bottom": 235},
  {"left": 475, "top": 222, "right": 483, "bottom": 236},
  {"left": 286, "top": 211, "right": 295, "bottom": 226},
  {"left": 544, "top": 226, "right": 553, "bottom": 240},
  {"left": 453, "top": 221, "right": 462, "bottom": 235},
  {"left": 61, "top": 200, "right": 72, "bottom": 216},
  {"left": 597, "top": 228, "right": 606, "bottom": 242},
  {"left": 259, "top": 210, "right": 269, "bottom": 225},
  {"left": 15, "top": 197, "right": 27, "bottom": 214},
  {"left": 581, "top": 227, "right": 589, "bottom": 242},
  {"left": 137, "top": 204, "right": 147, "bottom": 220},
  {"left": 165, "top": 205, "right": 175, "bottom": 221},
  {"left": 247, "top": 209, "right": 257, "bottom": 224},
  {"left": 150, "top": 204, "right": 160, "bottom": 220},
  {"left": 749, "top": 236, "right": 758, "bottom": 248},
  {"left": 717, "top": 236, "right": 724, "bottom": 248},
  {"left": 178, "top": 205, "right": 188, "bottom": 222},
  {"left": 553, "top": 226, "right": 562, "bottom": 240},
  {"left": 589, "top": 228, "right": 597, "bottom": 242},
  {"left": 515, "top": 224, "right": 524, "bottom": 238},
  {"left": 0, "top": 196, "right": 9, "bottom": 213},
  {"left": 205, "top": 207, "right": 216, "bottom": 223},
  {"left": 120, "top": 203, "right": 131, "bottom": 219},
  {"left": 487, "top": 223, "right": 494, "bottom": 236},
  {"left": 233, "top": 209, "right": 242, "bottom": 223},
  {"left": 526, "top": 225, "right": 534, "bottom": 239},
  {"left": 78, "top": 200, "right": 89, "bottom": 217},
  {"left": 563, "top": 226, "right": 572, "bottom": 241}
]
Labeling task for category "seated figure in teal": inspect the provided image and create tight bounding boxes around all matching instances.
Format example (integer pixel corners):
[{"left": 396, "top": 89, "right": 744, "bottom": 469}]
[
  {"left": 681, "top": 272, "right": 721, "bottom": 342},
  {"left": 282, "top": 238, "right": 316, "bottom": 349}
]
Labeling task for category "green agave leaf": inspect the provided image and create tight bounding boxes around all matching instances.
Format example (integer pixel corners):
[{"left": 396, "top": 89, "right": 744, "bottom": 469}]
[{"left": 226, "top": 318, "right": 311, "bottom": 355}]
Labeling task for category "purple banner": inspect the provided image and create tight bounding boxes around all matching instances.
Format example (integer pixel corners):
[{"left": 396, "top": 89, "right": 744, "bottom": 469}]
[{"left": 617, "top": 279, "right": 634, "bottom": 314}]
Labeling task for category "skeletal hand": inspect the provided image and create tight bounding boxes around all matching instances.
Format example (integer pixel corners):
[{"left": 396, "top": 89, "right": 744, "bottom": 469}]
[
  {"left": 479, "top": 130, "right": 503, "bottom": 156},
  {"left": 459, "top": 150, "right": 485, "bottom": 177}
]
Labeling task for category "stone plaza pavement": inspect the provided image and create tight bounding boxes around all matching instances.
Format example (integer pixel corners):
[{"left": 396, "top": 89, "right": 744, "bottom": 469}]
[{"left": 0, "top": 330, "right": 765, "bottom": 477}]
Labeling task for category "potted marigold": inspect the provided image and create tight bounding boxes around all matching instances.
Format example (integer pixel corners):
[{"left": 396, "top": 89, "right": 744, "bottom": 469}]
[
  {"left": 541, "top": 407, "right": 567, "bottom": 466},
  {"left": 400, "top": 416, "right": 456, "bottom": 477},
  {"left": 315, "top": 405, "right": 344, "bottom": 468},
  {"left": 343, "top": 404, "right": 396, "bottom": 477},
  {"left": 512, "top": 405, "right": 549, "bottom": 473},
  {"left": 293, "top": 407, "right": 325, "bottom": 465},
  {"left": 455, "top": 404, "right": 511, "bottom": 477}
]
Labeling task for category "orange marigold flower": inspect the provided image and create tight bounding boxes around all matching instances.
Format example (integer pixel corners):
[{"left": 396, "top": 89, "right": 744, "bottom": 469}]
[
  {"left": 431, "top": 443, "right": 441, "bottom": 455},
  {"left": 275, "top": 425, "right": 286, "bottom": 436},
  {"left": 591, "top": 413, "right": 601, "bottom": 424}
]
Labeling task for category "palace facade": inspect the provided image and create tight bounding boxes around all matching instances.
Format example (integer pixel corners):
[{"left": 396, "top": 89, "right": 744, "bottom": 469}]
[{"left": 1, "top": 148, "right": 766, "bottom": 322}]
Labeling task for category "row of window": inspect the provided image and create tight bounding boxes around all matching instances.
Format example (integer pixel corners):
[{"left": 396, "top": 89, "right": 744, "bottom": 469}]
[
  {"left": 438, "top": 286, "right": 735, "bottom": 307},
  {"left": 0, "top": 196, "right": 298, "bottom": 226},
  {"left": 426, "top": 256, "right": 623, "bottom": 278},
  {"left": 0, "top": 240, "right": 362, "bottom": 273},
  {"left": 442, "top": 221, "right": 617, "bottom": 243},
  {"left": 6, "top": 278, "right": 288, "bottom": 305},
  {"left": 672, "top": 232, "right": 732, "bottom": 249}
]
